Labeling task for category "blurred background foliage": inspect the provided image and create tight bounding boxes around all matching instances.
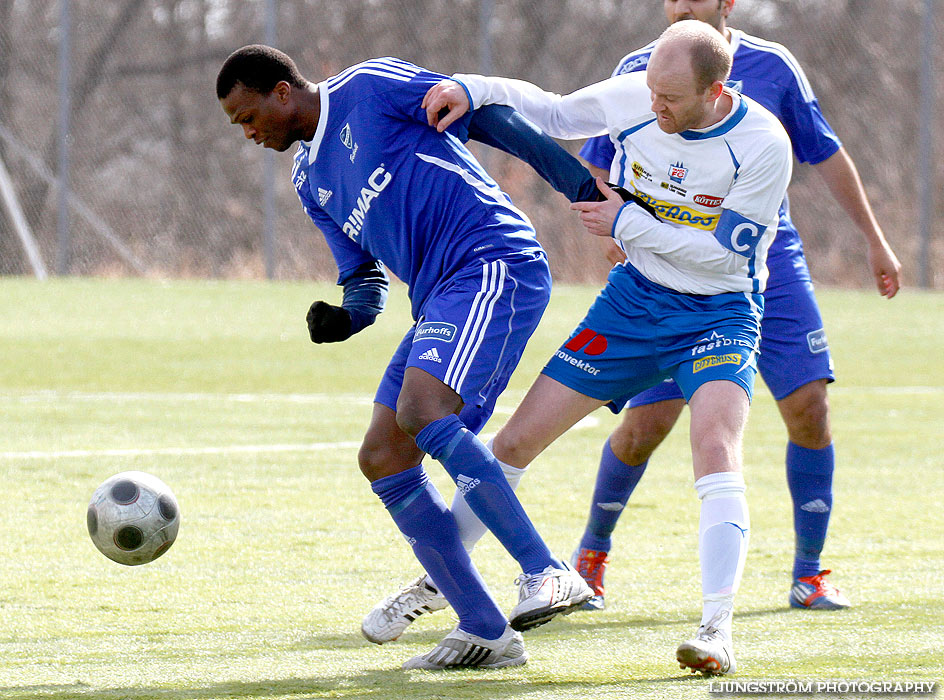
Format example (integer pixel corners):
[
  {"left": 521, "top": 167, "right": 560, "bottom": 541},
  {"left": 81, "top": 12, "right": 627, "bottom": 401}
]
[{"left": 0, "top": 0, "right": 939, "bottom": 286}]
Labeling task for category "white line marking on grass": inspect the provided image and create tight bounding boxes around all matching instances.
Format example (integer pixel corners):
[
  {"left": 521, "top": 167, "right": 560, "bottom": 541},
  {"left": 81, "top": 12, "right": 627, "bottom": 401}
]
[
  {"left": 2, "top": 386, "right": 941, "bottom": 407},
  {"left": 0, "top": 442, "right": 362, "bottom": 460},
  {"left": 830, "top": 386, "right": 944, "bottom": 395},
  {"left": 3, "top": 390, "right": 374, "bottom": 404}
]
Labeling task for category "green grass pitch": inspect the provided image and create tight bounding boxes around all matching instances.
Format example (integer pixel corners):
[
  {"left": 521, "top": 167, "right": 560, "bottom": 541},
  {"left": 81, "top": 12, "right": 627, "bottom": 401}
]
[{"left": 0, "top": 278, "right": 941, "bottom": 700}]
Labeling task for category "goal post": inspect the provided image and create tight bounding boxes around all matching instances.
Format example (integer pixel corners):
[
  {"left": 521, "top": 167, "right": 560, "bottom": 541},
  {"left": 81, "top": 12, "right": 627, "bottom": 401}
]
[{"left": 0, "top": 151, "right": 47, "bottom": 280}]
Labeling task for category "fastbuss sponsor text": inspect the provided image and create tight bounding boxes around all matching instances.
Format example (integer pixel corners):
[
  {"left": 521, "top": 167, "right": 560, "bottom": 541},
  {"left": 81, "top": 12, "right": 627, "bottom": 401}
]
[
  {"left": 693, "top": 353, "right": 742, "bottom": 373},
  {"left": 555, "top": 350, "right": 601, "bottom": 375},
  {"left": 691, "top": 331, "right": 754, "bottom": 357},
  {"left": 342, "top": 165, "right": 392, "bottom": 241}
]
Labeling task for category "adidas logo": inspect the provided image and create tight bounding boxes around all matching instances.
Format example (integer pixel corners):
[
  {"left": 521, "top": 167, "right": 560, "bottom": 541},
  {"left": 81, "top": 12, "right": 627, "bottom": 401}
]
[
  {"left": 800, "top": 499, "right": 830, "bottom": 513},
  {"left": 455, "top": 643, "right": 491, "bottom": 666},
  {"left": 791, "top": 582, "right": 812, "bottom": 605},
  {"left": 456, "top": 474, "right": 481, "bottom": 495},
  {"left": 318, "top": 188, "right": 333, "bottom": 206},
  {"left": 417, "top": 347, "right": 443, "bottom": 363},
  {"left": 596, "top": 501, "right": 624, "bottom": 512}
]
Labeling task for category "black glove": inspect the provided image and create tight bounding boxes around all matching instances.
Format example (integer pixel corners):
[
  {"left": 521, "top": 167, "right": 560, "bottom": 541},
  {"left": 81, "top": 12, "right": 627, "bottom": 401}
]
[
  {"left": 306, "top": 301, "right": 353, "bottom": 344},
  {"left": 600, "top": 181, "right": 661, "bottom": 220}
]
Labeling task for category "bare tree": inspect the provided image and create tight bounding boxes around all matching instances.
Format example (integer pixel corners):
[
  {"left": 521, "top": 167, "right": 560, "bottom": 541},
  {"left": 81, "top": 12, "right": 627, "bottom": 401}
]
[{"left": 0, "top": 0, "right": 938, "bottom": 283}]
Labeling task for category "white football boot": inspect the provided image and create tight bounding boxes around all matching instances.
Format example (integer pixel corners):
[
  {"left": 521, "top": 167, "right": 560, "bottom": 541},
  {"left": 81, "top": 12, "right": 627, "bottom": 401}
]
[
  {"left": 508, "top": 561, "right": 593, "bottom": 631},
  {"left": 361, "top": 574, "right": 448, "bottom": 644},
  {"left": 402, "top": 624, "right": 527, "bottom": 670},
  {"left": 676, "top": 616, "right": 736, "bottom": 675}
]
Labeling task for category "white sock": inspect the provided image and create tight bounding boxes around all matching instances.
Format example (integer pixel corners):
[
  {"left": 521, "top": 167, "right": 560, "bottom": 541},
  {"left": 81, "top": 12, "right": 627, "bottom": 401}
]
[
  {"left": 695, "top": 471, "right": 749, "bottom": 639},
  {"left": 451, "top": 438, "right": 526, "bottom": 552}
]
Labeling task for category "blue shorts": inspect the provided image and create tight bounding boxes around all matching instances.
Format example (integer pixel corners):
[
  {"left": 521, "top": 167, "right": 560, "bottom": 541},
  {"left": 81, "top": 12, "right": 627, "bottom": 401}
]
[
  {"left": 375, "top": 251, "right": 551, "bottom": 434},
  {"left": 628, "top": 278, "right": 835, "bottom": 408},
  {"left": 543, "top": 264, "right": 763, "bottom": 412}
]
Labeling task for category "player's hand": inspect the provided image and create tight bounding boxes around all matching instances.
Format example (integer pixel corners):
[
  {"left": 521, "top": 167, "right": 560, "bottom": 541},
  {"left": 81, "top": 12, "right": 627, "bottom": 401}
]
[
  {"left": 598, "top": 181, "right": 661, "bottom": 219},
  {"left": 306, "top": 301, "right": 353, "bottom": 343},
  {"left": 570, "top": 178, "right": 627, "bottom": 237},
  {"left": 422, "top": 80, "right": 470, "bottom": 132},
  {"left": 868, "top": 240, "right": 902, "bottom": 298}
]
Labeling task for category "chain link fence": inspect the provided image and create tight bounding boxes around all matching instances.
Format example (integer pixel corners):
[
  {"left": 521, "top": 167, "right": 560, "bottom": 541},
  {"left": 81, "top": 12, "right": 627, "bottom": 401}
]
[{"left": 0, "top": 0, "right": 940, "bottom": 286}]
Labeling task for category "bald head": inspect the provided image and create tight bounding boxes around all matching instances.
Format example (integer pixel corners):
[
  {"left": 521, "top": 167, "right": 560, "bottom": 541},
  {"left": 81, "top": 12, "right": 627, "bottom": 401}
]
[
  {"left": 645, "top": 19, "right": 735, "bottom": 133},
  {"left": 651, "top": 19, "right": 732, "bottom": 91}
]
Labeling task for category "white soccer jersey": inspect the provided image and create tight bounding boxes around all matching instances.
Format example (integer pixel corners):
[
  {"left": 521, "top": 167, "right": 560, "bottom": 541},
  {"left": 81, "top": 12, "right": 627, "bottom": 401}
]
[{"left": 455, "top": 71, "right": 793, "bottom": 294}]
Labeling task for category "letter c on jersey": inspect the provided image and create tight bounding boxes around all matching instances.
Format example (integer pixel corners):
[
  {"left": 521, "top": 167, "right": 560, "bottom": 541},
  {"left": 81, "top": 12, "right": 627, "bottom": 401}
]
[
  {"left": 368, "top": 167, "right": 392, "bottom": 191},
  {"left": 713, "top": 209, "right": 766, "bottom": 258},
  {"left": 565, "top": 329, "right": 608, "bottom": 356},
  {"left": 730, "top": 223, "right": 759, "bottom": 253}
]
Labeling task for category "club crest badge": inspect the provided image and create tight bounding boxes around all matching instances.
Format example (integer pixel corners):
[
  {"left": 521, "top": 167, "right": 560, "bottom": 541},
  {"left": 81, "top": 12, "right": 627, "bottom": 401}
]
[{"left": 668, "top": 161, "right": 688, "bottom": 184}]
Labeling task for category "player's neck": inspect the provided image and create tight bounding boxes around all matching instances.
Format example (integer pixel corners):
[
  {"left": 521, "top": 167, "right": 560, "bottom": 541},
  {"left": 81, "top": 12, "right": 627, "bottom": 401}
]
[
  {"left": 714, "top": 90, "right": 734, "bottom": 122},
  {"left": 695, "top": 91, "right": 735, "bottom": 130},
  {"left": 298, "top": 83, "right": 321, "bottom": 142}
]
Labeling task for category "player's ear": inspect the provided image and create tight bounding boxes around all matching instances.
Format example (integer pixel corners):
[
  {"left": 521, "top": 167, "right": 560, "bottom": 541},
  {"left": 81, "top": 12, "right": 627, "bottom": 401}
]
[
  {"left": 708, "top": 80, "right": 725, "bottom": 100},
  {"left": 273, "top": 80, "right": 292, "bottom": 103}
]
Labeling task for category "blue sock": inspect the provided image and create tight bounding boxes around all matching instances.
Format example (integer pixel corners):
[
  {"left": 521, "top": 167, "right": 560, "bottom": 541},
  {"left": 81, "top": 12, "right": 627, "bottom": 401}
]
[
  {"left": 580, "top": 439, "right": 647, "bottom": 552},
  {"left": 371, "top": 465, "right": 506, "bottom": 639},
  {"left": 786, "top": 442, "right": 835, "bottom": 579},
  {"left": 415, "top": 414, "right": 558, "bottom": 575}
]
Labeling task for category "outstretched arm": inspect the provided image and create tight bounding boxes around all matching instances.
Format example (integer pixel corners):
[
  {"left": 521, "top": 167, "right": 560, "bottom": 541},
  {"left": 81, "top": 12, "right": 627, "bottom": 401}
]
[
  {"left": 813, "top": 147, "right": 901, "bottom": 297},
  {"left": 466, "top": 104, "right": 599, "bottom": 203},
  {"left": 425, "top": 74, "right": 617, "bottom": 140}
]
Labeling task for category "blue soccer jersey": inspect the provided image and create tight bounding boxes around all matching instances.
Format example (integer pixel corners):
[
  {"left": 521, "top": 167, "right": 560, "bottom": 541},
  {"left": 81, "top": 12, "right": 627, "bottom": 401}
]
[
  {"left": 579, "top": 29, "right": 842, "bottom": 289},
  {"left": 292, "top": 57, "right": 542, "bottom": 319}
]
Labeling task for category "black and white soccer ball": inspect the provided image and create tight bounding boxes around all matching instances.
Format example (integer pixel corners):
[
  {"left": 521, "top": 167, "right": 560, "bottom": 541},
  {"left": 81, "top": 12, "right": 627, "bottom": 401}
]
[{"left": 86, "top": 471, "right": 180, "bottom": 566}]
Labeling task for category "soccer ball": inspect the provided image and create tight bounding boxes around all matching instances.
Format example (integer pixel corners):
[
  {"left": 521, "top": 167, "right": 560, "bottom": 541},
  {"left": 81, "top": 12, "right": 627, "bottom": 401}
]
[{"left": 86, "top": 471, "right": 180, "bottom": 566}]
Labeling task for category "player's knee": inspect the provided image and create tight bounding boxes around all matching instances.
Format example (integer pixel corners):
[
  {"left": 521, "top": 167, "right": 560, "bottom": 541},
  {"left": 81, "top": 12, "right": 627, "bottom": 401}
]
[
  {"left": 491, "top": 426, "right": 537, "bottom": 469},
  {"left": 393, "top": 408, "right": 424, "bottom": 440},
  {"left": 780, "top": 387, "right": 831, "bottom": 449},
  {"left": 358, "top": 438, "right": 415, "bottom": 482},
  {"left": 395, "top": 386, "right": 460, "bottom": 439},
  {"left": 610, "top": 405, "right": 680, "bottom": 465},
  {"left": 357, "top": 441, "right": 390, "bottom": 481},
  {"left": 696, "top": 435, "right": 738, "bottom": 466},
  {"left": 610, "top": 424, "right": 663, "bottom": 465},
  {"left": 691, "top": 427, "right": 743, "bottom": 477},
  {"left": 786, "top": 413, "right": 831, "bottom": 448},
  {"left": 393, "top": 395, "right": 442, "bottom": 438}
]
